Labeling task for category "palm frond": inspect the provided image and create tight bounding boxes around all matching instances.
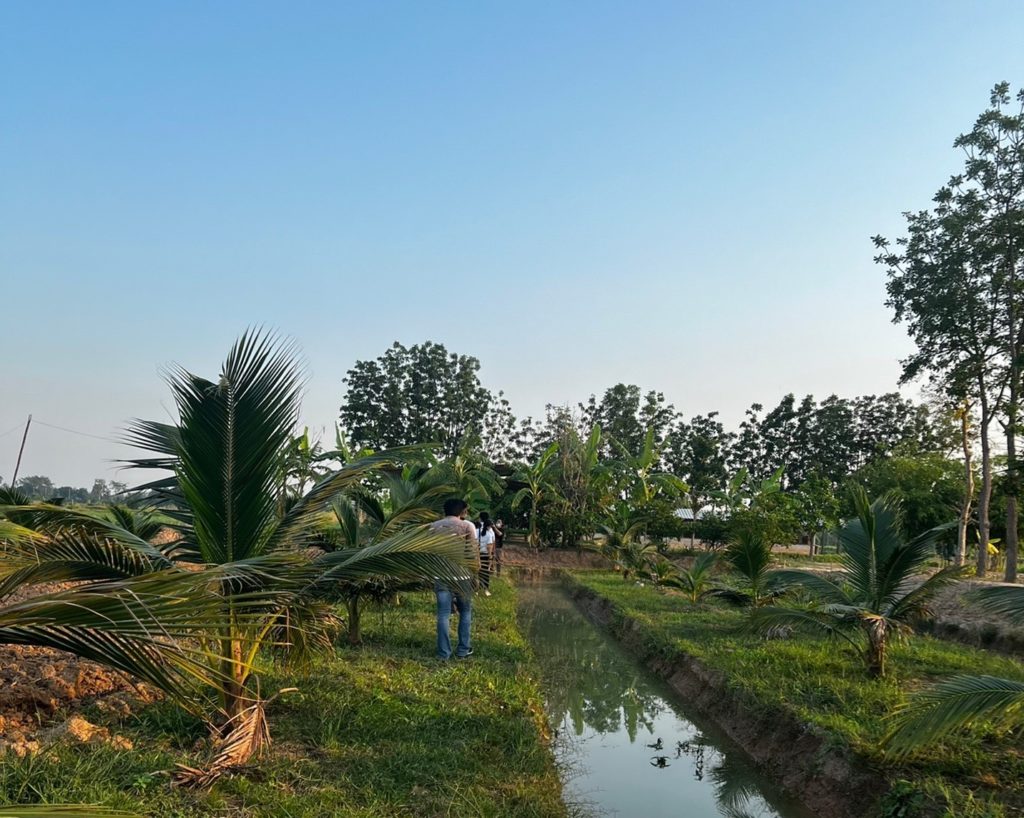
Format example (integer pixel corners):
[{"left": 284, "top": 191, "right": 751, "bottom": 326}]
[
  {"left": 310, "top": 525, "right": 474, "bottom": 590},
  {"left": 886, "top": 565, "right": 967, "bottom": 622},
  {"left": 765, "top": 569, "right": 851, "bottom": 605},
  {"left": 0, "top": 574, "right": 225, "bottom": 705},
  {"left": 0, "top": 507, "right": 174, "bottom": 597},
  {"left": 970, "top": 584, "right": 1024, "bottom": 623},
  {"left": 886, "top": 675, "right": 1024, "bottom": 755},
  {"left": 746, "top": 605, "right": 861, "bottom": 650},
  {"left": 173, "top": 700, "right": 271, "bottom": 788}
]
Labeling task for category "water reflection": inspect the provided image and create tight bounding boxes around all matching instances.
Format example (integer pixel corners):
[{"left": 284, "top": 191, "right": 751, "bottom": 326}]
[{"left": 518, "top": 583, "right": 808, "bottom": 818}]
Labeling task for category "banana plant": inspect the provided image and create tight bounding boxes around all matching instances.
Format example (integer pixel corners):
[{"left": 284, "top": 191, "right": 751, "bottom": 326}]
[{"left": 511, "top": 441, "right": 560, "bottom": 549}]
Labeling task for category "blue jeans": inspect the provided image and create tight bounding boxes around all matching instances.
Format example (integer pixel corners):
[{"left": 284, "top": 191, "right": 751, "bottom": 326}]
[{"left": 435, "top": 587, "right": 472, "bottom": 659}]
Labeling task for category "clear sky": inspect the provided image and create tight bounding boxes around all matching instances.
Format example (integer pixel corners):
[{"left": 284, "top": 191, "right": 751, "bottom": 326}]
[{"left": 3, "top": 1, "right": 1024, "bottom": 486}]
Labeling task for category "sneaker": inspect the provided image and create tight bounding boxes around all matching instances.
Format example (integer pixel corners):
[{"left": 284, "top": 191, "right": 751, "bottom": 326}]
[{"left": 455, "top": 649, "right": 474, "bottom": 659}]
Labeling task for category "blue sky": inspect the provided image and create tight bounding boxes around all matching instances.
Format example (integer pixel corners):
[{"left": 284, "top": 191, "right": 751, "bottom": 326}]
[{"left": 3, "top": 1, "right": 1024, "bottom": 485}]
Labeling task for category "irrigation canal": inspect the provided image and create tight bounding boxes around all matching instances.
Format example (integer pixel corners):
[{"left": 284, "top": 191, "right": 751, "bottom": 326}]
[{"left": 516, "top": 580, "right": 812, "bottom": 818}]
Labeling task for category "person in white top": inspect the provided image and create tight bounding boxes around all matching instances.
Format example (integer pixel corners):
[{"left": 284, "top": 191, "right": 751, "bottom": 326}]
[{"left": 477, "top": 511, "right": 496, "bottom": 596}]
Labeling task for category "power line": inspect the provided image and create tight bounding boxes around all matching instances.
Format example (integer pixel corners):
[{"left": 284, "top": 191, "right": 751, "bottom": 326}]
[
  {"left": 0, "top": 423, "right": 24, "bottom": 439},
  {"left": 32, "top": 419, "right": 120, "bottom": 444}
]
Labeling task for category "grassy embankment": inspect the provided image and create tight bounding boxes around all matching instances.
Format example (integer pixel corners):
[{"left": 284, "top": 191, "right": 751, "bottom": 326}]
[
  {"left": 0, "top": 581, "right": 566, "bottom": 818},
  {"left": 567, "top": 571, "right": 1024, "bottom": 818}
]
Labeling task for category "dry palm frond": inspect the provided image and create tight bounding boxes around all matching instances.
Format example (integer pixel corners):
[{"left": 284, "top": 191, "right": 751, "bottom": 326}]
[{"left": 173, "top": 701, "right": 270, "bottom": 788}]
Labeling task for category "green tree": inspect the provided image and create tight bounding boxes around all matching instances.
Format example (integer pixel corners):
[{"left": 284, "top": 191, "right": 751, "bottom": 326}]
[
  {"left": 511, "top": 442, "right": 560, "bottom": 549},
  {"left": 852, "top": 452, "right": 964, "bottom": 556},
  {"left": 340, "top": 341, "right": 494, "bottom": 458},
  {"left": 875, "top": 84, "right": 1024, "bottom": 580},
  {"left": 15, "top": 475, "right": 54, "bottom": 500},
  {"left": 580, "top": 384, "right": 676, "bottom": 458},
  {"left": 665, "top": 412, "right": 731, "bottom": 546}
]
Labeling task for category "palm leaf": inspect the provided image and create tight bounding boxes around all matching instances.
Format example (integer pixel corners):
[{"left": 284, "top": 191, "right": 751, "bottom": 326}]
[
  {"left": 970, "top": 584, "right": 1024, "bottom": 623},
  {"left": 765, "top": 569, "right": 852, "bottom": 605},
  {"left": 886, "top": 675, "right": 1024, "bottom": 755},
  {"left": 0, "top": 574, "right": 226, "bottom": 704},
  {"left": 746, "top": 605, "right": 862, "bottom": 650}
]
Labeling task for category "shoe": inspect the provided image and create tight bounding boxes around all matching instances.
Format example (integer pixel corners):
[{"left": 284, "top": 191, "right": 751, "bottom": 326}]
[
  {"left": 455, "top": 649, "right": 474, "bottom": 659},
  {"left": 483, "top": 590, "right": 492, "bottom": 597}
]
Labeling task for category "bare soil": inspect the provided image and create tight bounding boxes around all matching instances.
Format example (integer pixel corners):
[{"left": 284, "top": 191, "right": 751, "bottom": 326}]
[{"left": 0, "top": 583, "right": 157, "bottom": 755}]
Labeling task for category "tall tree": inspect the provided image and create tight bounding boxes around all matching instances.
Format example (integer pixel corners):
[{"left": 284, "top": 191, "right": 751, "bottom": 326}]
[
  {"left": 340, "top": 341, "right": 494, "bottom": 458},
  {"left": 580, "top": 384, "right": 676, "bottom": 457},
  {"left": 954, "top": 84, "right": 1024, "bottom": 582},
  {"left": 666, "top": 413, "right": 731, "bottom": 546},
  {"left": 874, "top": 84, "right": 1024, "bottom": 578}
]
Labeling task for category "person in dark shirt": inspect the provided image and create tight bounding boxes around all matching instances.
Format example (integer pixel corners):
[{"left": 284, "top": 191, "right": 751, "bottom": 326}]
[{"left": 494, "top": 518, "right": 506, "bottom": 575}]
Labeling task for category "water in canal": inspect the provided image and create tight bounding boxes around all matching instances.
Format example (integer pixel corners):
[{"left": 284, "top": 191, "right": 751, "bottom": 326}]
[{"left": 517, "top": 581, "right": 810, "bottom": 818}]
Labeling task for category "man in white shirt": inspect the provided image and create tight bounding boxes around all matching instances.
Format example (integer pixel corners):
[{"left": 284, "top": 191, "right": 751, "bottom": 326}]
[{"left": 430, "top": 498, "right": 477, "bottom": 659}]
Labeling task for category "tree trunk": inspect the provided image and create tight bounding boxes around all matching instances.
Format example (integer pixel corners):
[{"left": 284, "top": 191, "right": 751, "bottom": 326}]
[
  {"left": 347, "top": 597, "right": 362, "bottom": 646},
  {"left": 1005, "top": 242, "right": 1021, "bottom": 583},
  {"left": 978, "top": 418, "right": 993, "bottom": 577},
  {"left": 865, "top": 627, "right": 887, "bottom": 678},
  {"left": 1005, "top": 362, "right": 1020, "bottom": 582},
  {"left": 957, "top": 403, "right": 974, "bottom": 567}
]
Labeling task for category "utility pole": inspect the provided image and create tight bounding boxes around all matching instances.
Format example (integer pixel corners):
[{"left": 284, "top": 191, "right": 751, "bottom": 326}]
[{"left": 11, "top": 414, "right": 31, "bottom": 488}]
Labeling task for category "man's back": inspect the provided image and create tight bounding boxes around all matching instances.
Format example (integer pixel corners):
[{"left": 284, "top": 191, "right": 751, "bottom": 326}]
[{"left": 430, "top": 516, "right": 477, "bottom": 560}]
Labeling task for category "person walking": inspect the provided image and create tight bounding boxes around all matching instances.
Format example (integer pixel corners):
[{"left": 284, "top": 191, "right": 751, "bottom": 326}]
[
  {"left": 478, "top": 512, "right": 496, "bottom": 596},
  {"left": 430, "top": 498, "right": 477, "bottom": 660}
]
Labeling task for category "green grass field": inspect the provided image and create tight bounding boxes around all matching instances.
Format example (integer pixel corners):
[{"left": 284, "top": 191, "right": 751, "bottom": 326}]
[{"left": 0, "top": 581, "right": 566, "bottom": 818}]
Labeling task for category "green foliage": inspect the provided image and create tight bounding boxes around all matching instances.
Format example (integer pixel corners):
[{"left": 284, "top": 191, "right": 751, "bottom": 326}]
[
  {"left": 887, "top": 583, "right": 1024, "bottom": 754},
  {"left": 852, "top": 453, "right": 964, "bottom": 551},
  {"left": 666, "top": 552, "right": 719, "bottom": 602},
  {"left": 711, "top": 530, "right": 779, "bottom": 607},
  {"left": 1, "top": 332, "right": 475, "bottom": 781},
  {"left": 339, "top": 341, "right": 497, "bottom": 459},
  {"left": 750, "top": 488, "right": 964, "bottom": 677}
]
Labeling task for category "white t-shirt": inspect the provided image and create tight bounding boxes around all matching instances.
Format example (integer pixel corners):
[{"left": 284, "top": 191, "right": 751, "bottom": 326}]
[{"left": 479, "top": 527, "right": 495, "bottom": 553}]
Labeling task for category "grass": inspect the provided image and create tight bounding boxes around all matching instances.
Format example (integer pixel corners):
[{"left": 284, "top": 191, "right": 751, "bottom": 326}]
[
  {"left": 567, "top": 571, "right": 1024, "bottom": 818},
  {"left": 0, "top": 580, "right": 567, "bottom": 818}
]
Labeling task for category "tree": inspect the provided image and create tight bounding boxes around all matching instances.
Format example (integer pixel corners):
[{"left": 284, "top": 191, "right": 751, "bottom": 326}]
[
  {"left": 953, "top": 84, "right": 1024, "bottom": 583},
  {"left": 511, "top": 442, "right": 560, "bottom": 549},
  {"left": 340, "top": 341, "right": 494, "bottom": 458},
  {"left": 875, "top": 83, "right": 1024, "bottom": 580},
  {"left": 15, "top": 475, "right": 54, "bottom": 500},
  {"left": 665, "top": 413, "right": 731, "bottom": 547},
  {"left": 580, "top": 384, "right": 676, "bottom": 458},
  {"left": 852, "top": 453, "right": 964, "bottom": 556},
  {"left": 750, "top": 489, "right": 963, "bottom": 677}
]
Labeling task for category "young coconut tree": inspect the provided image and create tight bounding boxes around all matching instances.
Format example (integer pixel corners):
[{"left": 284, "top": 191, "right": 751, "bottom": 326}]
[
  {"left": 748, "top": 487, "right": 963, "bottom": 677},
  {"left": 886, "top": 583, "right": 1024, "bottom": 753},
  {"left": 666, "top": 551, "right": 720, "bottom": 603},
  {"left": 0, "top": 331, "right": 473, "bottom": 781}
]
